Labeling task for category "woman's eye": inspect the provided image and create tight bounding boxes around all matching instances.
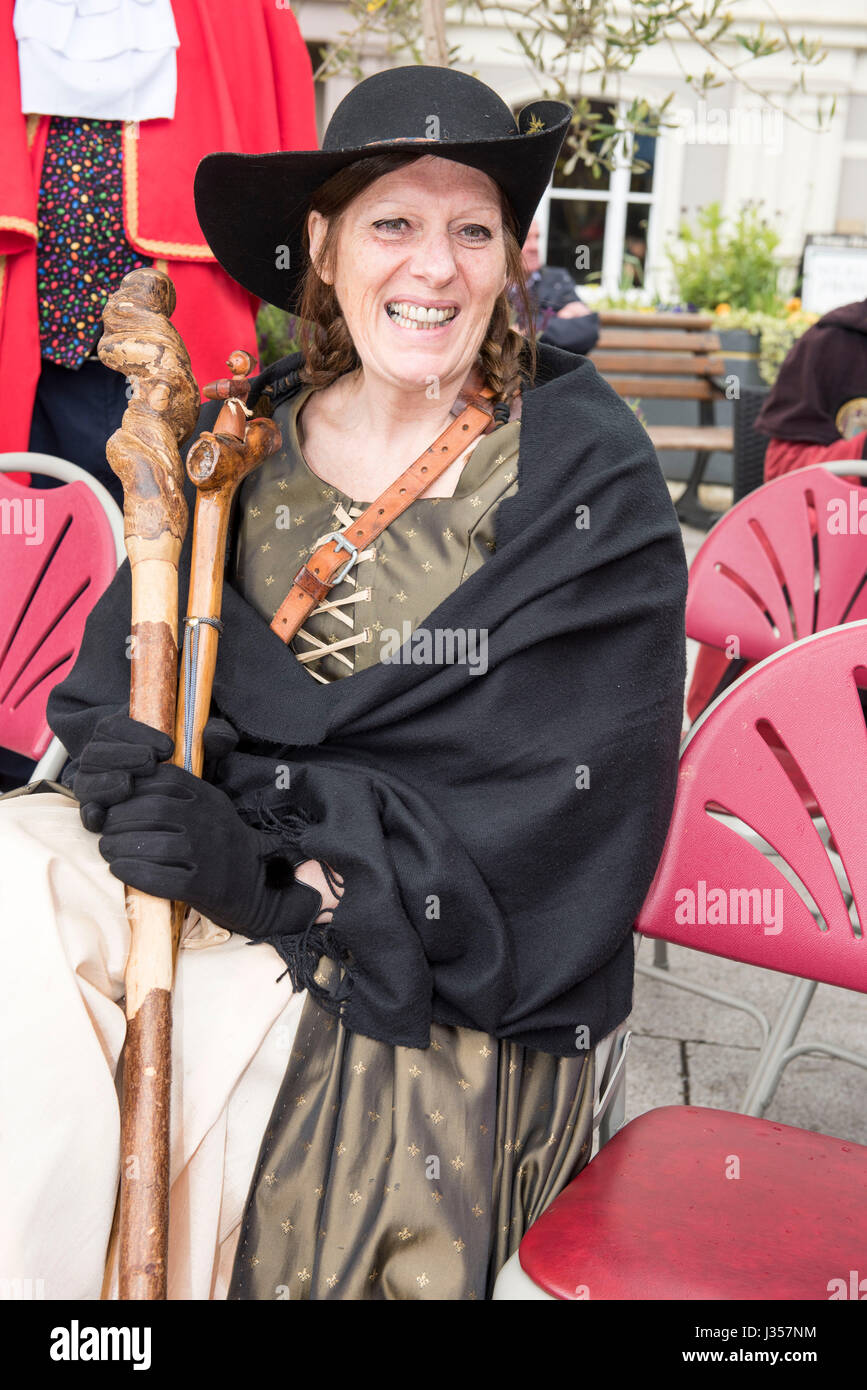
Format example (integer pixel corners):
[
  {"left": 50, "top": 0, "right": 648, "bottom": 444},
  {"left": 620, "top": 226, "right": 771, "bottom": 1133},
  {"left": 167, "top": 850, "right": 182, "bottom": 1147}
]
[
  {"left": 460, "top": 225, "right": 492, "bottom": 242},
  {"left": 374, "top": 218, "right": 408, "bottom": 233}
]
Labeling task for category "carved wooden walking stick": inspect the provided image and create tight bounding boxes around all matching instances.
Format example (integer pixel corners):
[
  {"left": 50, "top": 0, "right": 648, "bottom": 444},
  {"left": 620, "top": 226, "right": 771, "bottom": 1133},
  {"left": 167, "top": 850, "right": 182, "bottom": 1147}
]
[
  {"left": 99, "top": 267, "right": 198, "bottom": 1299},
  {"left": 101, "top": 275, "right": 282, "bottom": 1297}
]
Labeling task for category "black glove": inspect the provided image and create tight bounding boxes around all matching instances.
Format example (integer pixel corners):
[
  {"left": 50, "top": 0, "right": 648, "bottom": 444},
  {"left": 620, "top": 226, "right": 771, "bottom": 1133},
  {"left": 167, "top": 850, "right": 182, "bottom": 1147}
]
[
  {"left": 97, "top": 760, "right": 323, "bottom": 940},
  {"left": 73, "top": 710, "right": 239, "bottom": 833}
]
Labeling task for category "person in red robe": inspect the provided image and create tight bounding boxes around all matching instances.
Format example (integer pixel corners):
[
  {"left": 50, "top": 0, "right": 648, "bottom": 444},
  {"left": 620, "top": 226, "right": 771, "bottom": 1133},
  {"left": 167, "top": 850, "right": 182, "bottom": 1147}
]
[
  {"left": 0, "top": 0, "right": 316, "bottom": 789},
  {"left": 0, "top": 0, "right": 317, "bottom": 461}
]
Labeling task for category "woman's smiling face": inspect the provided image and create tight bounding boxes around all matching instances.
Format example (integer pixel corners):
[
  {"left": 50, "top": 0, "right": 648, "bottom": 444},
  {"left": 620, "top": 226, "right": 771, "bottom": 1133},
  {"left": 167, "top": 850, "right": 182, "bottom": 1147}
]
[{"left": 307, "top": 156, "right": 508, "bottom": 394}]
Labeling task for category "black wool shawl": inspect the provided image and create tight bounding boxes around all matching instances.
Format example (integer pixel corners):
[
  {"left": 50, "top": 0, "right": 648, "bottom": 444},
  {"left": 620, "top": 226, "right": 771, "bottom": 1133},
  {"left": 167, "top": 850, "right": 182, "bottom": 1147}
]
[{"left": 47, "top": 342, "right": 688, "bottom": 1057}]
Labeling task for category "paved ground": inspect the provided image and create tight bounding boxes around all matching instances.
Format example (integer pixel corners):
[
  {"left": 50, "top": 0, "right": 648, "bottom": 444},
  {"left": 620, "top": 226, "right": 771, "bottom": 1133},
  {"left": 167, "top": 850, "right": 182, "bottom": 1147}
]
[{"left": 618, "top": 489, "right": 867, "bottom": 1147}]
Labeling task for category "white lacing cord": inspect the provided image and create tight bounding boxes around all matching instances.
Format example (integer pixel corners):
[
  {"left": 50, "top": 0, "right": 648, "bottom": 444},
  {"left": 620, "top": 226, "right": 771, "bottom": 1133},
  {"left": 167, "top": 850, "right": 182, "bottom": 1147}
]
[
  {"left": 294, "top": 503, "right": 374, "bottom": 682},
  {"left": 295, "top": 624, "right": 372, "bottom": 666},
  {"left": 333, "top": 501, "right": 362, "bottom": 530},
  {"left": 295, "top": 586, "right": 372, "bottom": 634}
]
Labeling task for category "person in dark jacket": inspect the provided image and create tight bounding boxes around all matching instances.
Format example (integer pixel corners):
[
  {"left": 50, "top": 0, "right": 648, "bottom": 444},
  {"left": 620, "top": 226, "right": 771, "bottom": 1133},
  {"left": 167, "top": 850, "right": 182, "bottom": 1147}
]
[
  {"left": 755, "top": 298, "right": 867, "bottom": 480},
  {"left": 515, "top": 218, "right": 600, "bottom": 355}
]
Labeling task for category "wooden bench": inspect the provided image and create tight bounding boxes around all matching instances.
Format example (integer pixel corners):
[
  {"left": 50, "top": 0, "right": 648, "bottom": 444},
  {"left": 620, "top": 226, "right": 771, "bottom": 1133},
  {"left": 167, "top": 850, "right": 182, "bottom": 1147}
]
[{"left": 594, "top": 310, "right": 734, "bottom": 529}]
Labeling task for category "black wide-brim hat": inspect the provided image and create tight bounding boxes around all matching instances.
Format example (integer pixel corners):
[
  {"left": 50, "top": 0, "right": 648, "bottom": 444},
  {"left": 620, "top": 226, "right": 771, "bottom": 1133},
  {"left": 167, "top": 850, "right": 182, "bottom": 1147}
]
[{"left": 194, "top": 65, "right": 572, "bottom": 311}]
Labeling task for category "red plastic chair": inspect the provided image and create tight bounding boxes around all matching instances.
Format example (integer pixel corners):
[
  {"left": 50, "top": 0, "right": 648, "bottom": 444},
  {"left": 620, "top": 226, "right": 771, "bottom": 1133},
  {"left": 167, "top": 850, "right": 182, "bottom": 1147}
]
[
  {"left": 494, "top": 623, "right": 867, "bottom": 1299},
  {"left": 644, "top": 462, "right": 867, "bottom": 1111},
  {"left": 0, "top": 456, "right": 124, "bottom": 781},
  {"left": 686, "top": 462, "right": 867, "bottom": 659}
]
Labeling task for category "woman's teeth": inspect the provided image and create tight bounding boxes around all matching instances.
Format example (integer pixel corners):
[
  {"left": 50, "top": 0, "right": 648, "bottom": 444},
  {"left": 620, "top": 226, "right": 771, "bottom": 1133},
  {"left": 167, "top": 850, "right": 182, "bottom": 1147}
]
[{"left": 386, "top": 302, "right": 457, "bottom": 329}]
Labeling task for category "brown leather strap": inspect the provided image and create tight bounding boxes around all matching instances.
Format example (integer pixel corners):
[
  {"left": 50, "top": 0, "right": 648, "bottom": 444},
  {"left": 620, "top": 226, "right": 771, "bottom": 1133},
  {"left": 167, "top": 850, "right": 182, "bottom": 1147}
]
[{"left": 270, "top": 374, "right": 498, "bottom": 646}]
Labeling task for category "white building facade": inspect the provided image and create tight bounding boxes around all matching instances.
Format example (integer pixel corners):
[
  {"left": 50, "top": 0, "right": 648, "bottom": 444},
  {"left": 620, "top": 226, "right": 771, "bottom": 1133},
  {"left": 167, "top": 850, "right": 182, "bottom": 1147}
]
[{"left": 292, "top": 0, "right": 867, "bottom": 303}]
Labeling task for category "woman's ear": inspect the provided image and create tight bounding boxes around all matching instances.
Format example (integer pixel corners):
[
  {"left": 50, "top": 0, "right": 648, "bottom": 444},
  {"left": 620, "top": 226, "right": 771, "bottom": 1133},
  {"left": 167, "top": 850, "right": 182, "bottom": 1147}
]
[{"left": 307, "top": 211, "right": 333, "bottom": 286}]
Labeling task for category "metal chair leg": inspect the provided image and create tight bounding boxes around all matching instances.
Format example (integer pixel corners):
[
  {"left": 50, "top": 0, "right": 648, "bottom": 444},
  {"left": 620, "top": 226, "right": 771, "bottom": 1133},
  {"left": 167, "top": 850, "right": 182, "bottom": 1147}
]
[
  {"left": 599, "top": 1060, "right": 627, "bottom": 1148},
  {"left": 740, "top": 977, "right": 817, "bottom": 1116},
  {"left": 652, "top": 939, "right": 669, "bottom": 970},
  {"left": 594, "top": 1026, "right": 631, "bottom": 1149},
  {"left": 636, "top": 957, "right": 771, "bottom": 1046},
  {"left": 768, "top": 1037, "right": 867, "bottom": 1079}
]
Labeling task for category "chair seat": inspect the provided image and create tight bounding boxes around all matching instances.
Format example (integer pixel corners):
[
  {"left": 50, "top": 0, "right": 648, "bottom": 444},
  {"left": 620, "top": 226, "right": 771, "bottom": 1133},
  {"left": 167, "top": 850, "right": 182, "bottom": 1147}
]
[
  {"left": 648, "top": 425, "right": 733, "bottom": 452},
  {"left": 518, "top": 1106, "right": 867, "bottom": 1300}
]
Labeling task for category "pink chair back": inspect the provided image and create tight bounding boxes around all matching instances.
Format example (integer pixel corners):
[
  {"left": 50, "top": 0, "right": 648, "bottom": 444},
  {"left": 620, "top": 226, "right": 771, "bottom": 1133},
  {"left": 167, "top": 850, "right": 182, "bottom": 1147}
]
[
  {"left": 638, "top": 622, "right": 867, "bottom": 993},
  {"left": 687, "top": 466, "right": 867, "bottom": 659},
  {"left": 0, "top": 474, "right": 118, "bottom": 760}
]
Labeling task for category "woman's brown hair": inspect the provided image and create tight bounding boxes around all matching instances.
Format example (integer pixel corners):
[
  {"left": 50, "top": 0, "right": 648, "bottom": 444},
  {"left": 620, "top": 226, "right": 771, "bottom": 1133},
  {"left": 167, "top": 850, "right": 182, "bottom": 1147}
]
[{"left": 294, "top": 152, "right": 536, "bottom": 403}]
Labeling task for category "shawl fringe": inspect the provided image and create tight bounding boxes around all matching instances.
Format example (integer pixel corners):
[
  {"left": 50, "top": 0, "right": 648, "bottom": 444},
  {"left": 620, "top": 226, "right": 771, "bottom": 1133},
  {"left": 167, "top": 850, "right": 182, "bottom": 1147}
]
[{"left": 242, "top": 791, "right": 354, "bottom": 1009}]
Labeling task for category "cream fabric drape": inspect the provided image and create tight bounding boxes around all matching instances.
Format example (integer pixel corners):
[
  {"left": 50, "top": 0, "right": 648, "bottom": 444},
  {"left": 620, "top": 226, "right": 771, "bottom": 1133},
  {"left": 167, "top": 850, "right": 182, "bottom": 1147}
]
[
  {"left": 0, "top": 787, "right": 304, "bottom": 1300},
  {"left": 0, "top": 785, "right": 613, "bottom": 1300}
]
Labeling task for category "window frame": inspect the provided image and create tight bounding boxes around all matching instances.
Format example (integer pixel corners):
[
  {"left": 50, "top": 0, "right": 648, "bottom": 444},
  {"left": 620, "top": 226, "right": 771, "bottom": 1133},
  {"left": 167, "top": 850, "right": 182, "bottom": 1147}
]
[{"left": 537, "top": 109, "right": 662, "bottom": 295}]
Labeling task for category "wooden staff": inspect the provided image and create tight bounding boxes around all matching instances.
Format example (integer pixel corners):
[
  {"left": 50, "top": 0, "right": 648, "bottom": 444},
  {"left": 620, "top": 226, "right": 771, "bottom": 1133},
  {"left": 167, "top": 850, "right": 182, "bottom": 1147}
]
[
  {"left": 100, "top": 282, "right": 282, "bottom": 1296},
  {"left": 99, "top": 268, "right": 198, "bottom": 1300},
  {"left": 174, "top": 357, "right": 281, "bottom": 782}
]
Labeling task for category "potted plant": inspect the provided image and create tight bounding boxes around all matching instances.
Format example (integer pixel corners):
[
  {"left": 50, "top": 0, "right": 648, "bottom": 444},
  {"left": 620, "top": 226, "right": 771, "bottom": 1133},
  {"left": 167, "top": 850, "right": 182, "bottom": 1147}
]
[
  {"left": 666, "top": 201, "right": 784, "bottom": 386},
  {"left": 256, "top": 304, "right": 302, "bottom": 369},
  {"left": 710, "top": 301, "right": 818, "bottom": 386}
]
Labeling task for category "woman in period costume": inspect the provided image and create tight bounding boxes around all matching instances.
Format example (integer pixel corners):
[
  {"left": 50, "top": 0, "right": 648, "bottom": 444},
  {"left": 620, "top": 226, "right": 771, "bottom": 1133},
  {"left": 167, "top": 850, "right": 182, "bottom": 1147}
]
[{"left": 0, "top": 66, "right": 687, "bottom": 1300}]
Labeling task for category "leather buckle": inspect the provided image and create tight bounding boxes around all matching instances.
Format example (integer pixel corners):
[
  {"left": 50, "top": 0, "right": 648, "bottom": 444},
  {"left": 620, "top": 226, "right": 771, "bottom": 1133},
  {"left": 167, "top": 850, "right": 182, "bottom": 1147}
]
[{"left": 321, "top": 531, "right": 360, "bottom": 584}]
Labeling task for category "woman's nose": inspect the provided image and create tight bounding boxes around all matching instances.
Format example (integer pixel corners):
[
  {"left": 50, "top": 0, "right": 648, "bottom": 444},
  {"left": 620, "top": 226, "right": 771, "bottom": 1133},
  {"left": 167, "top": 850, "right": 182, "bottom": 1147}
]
[{"left": 408, "top": 230, "right": 457, "bottom": 286}]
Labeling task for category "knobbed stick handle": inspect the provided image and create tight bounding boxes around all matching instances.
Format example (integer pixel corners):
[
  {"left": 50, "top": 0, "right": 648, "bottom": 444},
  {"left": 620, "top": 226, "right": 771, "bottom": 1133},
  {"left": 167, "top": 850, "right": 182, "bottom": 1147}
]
[
  {"left": 101, "top": 267, "right": 196, "bottom": 562},
  {"left": 174, "top": 391, "right": 281, "bottom": 782},
  {"left": 99, "top": 267, "right": 199, "bottom": 1301},
  {"left": 201, "top": 348, "right": 258, "bottom": 404}
]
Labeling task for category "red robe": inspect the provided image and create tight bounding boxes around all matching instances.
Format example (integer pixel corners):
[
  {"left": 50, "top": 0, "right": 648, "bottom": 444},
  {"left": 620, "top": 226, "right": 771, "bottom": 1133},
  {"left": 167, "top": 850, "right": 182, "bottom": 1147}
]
[{"left": 0, "top": 0, "right": 317, "bottom": 458}]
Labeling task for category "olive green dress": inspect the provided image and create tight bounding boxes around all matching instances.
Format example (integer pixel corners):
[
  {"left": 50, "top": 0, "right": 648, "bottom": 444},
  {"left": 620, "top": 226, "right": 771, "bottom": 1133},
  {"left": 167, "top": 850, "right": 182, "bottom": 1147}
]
[{"left": 227, "top": 387, "right": 595, "bottom": 1301}]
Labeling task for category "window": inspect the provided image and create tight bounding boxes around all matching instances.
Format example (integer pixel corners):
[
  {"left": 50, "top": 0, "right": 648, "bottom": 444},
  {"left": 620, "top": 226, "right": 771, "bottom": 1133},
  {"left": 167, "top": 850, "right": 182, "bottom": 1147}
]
[{"left": 535, "top": 99, "right": 658, "bottom": 294}]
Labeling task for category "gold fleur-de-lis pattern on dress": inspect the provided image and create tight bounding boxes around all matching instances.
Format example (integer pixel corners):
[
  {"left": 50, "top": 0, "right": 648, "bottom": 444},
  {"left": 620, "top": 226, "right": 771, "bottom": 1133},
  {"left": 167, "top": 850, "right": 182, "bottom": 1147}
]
[
  {"left": 230, "top": 383, "right": 520, "bottom": 685},
  {"left": 229, "top": 989, "right": 596, "bottom": 1302}
]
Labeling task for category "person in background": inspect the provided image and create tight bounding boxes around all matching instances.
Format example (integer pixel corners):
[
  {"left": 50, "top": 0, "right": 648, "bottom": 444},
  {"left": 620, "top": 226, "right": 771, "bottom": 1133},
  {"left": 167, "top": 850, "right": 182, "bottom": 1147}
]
[
  {"left": 755, "top": 298, "right": 867, "bottom": 479},
  {"left": 621, "top": 232, "right": 647, "bottom": 289},
  {"left": 685, "top": 298, "right": 867, "bottom": 725},
  {"left": 0, "top": 0, "right": 317, "bottom": 501},
  {"left": 514, "top": 218, "right": 600, "bottom": 355}
]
